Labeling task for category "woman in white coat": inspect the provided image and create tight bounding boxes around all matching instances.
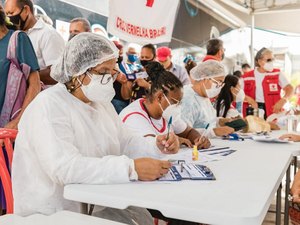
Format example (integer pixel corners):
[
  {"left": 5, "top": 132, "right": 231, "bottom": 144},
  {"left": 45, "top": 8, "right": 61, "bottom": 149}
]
[{"left": 12, "top": 33, "right": 179, "bottom": 224}]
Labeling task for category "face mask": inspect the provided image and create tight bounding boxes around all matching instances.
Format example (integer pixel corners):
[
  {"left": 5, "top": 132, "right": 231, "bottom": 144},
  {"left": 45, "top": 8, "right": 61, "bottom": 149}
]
[
  {"left": 263, "top": 61, "right": 274, "bottom": 72},
  {"left": 140, "top": 59, "right": 151, "bottom": 67},
  {"left": 68, "top": 33, "right": 77, "bottom": 41},
  {"left": 127, "top": 54, "right": 138, "bottom": 63},
  {"left": 117, "top": 56, "right": 123, "bottom": 64},
  {"left": 8, "top": 7, "right": 28, "bottom": 30},
  {"left": 233, "top": 88, "right": 245, "bottom": 102},
  {"left": 78, "top": 72, "right": 115, "bottom": 103},
  {"left": 159, "top": 94, "right": 181, "bottom": 122},
  {"left": 221, "top": 53, "right": 225, "bottom": 60},
  {"left": 204, "top": 82, "right": 222, "bottom": 98}
]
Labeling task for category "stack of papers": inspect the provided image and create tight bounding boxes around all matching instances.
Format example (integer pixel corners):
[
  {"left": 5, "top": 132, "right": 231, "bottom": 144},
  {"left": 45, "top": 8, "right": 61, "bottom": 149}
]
[
  {"left": 251, "top": 136, "right": 290, "bottom": 143},
  {"left": 163, "top": 146, "right": 236, "bottom": 163}
]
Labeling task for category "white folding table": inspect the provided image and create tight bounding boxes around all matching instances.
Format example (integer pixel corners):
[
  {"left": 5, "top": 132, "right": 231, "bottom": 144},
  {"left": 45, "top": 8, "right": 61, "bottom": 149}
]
[{"left": 64, "top": 142, "right": 292, "bottom": 225}]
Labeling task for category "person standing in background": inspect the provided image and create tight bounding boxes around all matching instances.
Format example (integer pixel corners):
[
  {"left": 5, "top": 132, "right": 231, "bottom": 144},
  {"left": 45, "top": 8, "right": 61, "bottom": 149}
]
[
  {"left": 5, "top": 0, "right": 65, "bottom": 86},
  {"left": 156, "top": 46, "right": 191, "bottom": 85},
  {"left": 112, "top": 40, "right": 132, "bottom": 113},
  {"left": 202, "top": 39, "right": 225, "bottom": 62},
  {"left": 242, "top": 48, "right": 294, "bottom": 118},
  {"left": 68, "top": 17, "right": 91, "bottom": 41}
]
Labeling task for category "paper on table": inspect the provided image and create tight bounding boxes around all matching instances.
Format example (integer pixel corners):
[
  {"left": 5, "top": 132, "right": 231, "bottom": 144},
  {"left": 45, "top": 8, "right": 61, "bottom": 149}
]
[
  {"left": 251, "top": 136, "right": 291, "bottom": 143},
  {"left": 162, "top": 146, "right": 235, "bottom": 163}
]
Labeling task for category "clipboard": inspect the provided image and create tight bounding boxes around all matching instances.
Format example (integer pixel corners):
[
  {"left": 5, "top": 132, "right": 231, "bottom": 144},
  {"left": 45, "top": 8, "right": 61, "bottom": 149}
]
[{"left": 158, "top": 162, "right": 216, "bottom": 181}]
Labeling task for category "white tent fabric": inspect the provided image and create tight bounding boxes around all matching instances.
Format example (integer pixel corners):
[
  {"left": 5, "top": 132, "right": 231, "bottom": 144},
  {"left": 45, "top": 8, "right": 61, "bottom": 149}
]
[{"left": 192, "top": 0, "right": 300, "bottom": 34}]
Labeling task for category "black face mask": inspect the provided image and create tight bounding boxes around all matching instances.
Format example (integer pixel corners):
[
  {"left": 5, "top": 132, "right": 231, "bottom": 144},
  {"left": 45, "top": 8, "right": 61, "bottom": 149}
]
[
  {"left": 0, "top": 10, "right": 5, "bottom": 26},
  {"left": 8, "top": 7, "right": 28, "bottom": 30},
  {"left": 117, "top": 56, "right": 123, "bottom": 64},
  {"left": 140, "top": 58, "right": 154, "bottom": 67},
  {"left": 68, "top": 33, "right": 77, "bottom": 41}
]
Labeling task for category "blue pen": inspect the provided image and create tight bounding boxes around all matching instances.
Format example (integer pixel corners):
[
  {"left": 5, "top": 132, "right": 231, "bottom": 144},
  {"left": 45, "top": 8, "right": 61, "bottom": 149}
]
[
  {"left": 166, "top": 116, "right": 173, "bottom": 140},
  {"left": 199, "top": 123, "right": 210, "bottom": 141}
]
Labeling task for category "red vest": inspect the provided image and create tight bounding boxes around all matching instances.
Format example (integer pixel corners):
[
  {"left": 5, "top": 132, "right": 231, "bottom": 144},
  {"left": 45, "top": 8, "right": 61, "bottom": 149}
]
[{"left": 242, "top": 69, "right": 281, "bottom": 117}]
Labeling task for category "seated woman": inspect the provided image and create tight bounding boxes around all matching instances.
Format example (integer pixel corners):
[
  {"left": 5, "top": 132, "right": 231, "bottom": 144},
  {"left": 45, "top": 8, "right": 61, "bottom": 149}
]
[
  {"left": 215, "top": 74, "right": 244, "bottom": 118},
  {"left": 180, "top": 60, "right": 234, "bottom": 138},
  {"left": 12, "top": 33, "right": 179, "bottom": 224},
  {"left": 119, "top": 62, "right": 210, "bottom": 149}
]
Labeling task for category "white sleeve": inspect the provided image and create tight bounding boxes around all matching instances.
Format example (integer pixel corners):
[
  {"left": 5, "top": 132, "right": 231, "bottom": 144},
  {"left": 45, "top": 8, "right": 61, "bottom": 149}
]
[
  {"left": 239, "top": 78, "right": 244, "bottom": 89},
  {"left": 279, "top": 71, "right": 290, "bottom": 88},
  {"left": 41, "top": 30, "right": 65, "bottom": 67},
  {"left": 118, "top": 122, "right": 165, "bottom": 159},
  {"left": 172, "top": 118, "right": 188, "bottom": 134},
  {"left": 27, "top": 103, "right": 133, "bottom": 185}
]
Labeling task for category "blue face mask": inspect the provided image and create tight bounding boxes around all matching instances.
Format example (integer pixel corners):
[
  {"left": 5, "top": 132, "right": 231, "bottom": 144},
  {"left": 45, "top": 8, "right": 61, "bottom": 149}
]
[{"left": 128, "top": 54, "right": 138, "bottom": 63}]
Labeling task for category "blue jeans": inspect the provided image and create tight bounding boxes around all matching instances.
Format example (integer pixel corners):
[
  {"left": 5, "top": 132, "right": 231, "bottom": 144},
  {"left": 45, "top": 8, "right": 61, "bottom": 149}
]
[{"left": 112, "top": 99, "right": 129, "bottom": 114}]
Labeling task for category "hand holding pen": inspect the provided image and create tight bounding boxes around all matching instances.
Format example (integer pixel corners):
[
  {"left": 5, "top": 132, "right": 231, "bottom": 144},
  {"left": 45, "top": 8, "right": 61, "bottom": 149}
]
[
  {"left": 156, "top": 117, "right": 179, "bottom": 154},
  {"left": 194, "top": 123, "right": 211, "bottom": 149}
]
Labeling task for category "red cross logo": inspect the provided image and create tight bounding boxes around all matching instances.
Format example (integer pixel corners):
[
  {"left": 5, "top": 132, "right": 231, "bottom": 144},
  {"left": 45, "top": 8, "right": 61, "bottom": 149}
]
[{"left": 146, "top": 0, "right": 154, "bottom": 7}]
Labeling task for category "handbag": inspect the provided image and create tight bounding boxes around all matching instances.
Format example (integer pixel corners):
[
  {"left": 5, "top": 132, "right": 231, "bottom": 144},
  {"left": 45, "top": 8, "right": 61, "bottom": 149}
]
[{"left": 0, "top": 31, "right": 31, "bottom": 127}]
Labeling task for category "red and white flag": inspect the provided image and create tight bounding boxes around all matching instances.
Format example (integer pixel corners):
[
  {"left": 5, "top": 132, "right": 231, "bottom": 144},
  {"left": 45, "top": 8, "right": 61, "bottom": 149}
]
[{"left": 107, "top": 0, "right": 180, "bottom": 44}]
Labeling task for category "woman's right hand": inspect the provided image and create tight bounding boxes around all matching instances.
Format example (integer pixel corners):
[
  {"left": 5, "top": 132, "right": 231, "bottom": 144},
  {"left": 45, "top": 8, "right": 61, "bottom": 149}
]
[
  {"left": 134, "top": 158, "right": 171, "bottom": 181},
  {"left": 279, "top": 134, "right": 300, "bottom": 142}
]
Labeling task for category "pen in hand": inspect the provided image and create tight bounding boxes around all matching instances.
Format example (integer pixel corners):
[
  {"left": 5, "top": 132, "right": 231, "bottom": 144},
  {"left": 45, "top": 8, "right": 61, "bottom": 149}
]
[
  {"left": 199, "top": 123, "right": 210, "bottom": 142},
  {"left": 166, "top": 116, "right": 173, "bottom": 141}
]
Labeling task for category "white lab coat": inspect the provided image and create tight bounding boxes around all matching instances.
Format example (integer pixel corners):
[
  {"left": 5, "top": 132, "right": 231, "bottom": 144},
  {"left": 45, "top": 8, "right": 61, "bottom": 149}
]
[
  {"left": 12, "top": 84, "right": 162, "bottom": 216},
  {"left": 180, "top": 85, "right": 218, "bottom": 137}
]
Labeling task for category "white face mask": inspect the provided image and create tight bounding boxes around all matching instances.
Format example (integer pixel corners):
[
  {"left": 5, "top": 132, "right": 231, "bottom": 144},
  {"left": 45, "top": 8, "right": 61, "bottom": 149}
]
[
  {"left": 234, "top": 88, "right": 245, "bottom": 102},
  {"left": 159, "top": 94, "right": 181, "bottom": 122},
  {"left": 205, "top": 82, "right": 222, "bottom": 98},
  {"left": 263, "top": 61, "right": 274, "bottom": 72},
  {"left": 78, "top": 72, "right": 115, "bottom": 103}
]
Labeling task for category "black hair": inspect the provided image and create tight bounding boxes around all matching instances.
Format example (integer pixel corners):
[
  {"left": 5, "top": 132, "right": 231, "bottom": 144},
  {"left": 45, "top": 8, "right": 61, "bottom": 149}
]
[
  {"left": 233, "top": 70, "right": 242, "bottom": 78},
  {"left": 145, "top": 61, "right": 183, "bottom": 102},
  {"left": 216, "top": 75, "right": 239, "bottom": 117},
  {"left": 241, "top": 63, "right": 250, "bottom": 70},
  {"left": 206, "top": 39, "right": 223, "bottom": 56},
  {"left": 142, "top": 43, "right": 156, "bottom": 58},
  {"left": 16, "top": 0, "right": 34, "bottom": 14},
  {"left": 185, "top": 59, "right": 197, "bottom": 75}
]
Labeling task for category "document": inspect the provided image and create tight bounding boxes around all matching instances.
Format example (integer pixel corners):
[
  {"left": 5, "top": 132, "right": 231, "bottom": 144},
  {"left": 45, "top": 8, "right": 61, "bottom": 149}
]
[
  {"left": 158, "top": 163, "right": 216, "bottom": 181},
  {"left": 162, "top": 146, "right": 236, "bottom": 163},
  {"left": 252, "top": 136, "right": 291, "bottom": 143}
]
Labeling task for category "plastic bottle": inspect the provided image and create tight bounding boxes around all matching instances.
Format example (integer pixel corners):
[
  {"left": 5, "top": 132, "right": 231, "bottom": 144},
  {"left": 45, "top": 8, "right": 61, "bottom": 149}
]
[
  {"left": 246, "top": 105, "right": 254, "bottom": 116},
  {"left": 192, "top": 145, "right": 198, "bottom": 161}
]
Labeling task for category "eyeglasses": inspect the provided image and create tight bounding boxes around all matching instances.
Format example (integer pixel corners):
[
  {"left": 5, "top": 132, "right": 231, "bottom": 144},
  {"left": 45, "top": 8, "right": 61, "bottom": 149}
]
[
  {"left": 209, "top": 78, "right": 224, "bottom": 88},
  {"left": 163, "top": 93, "right": 181, "bottom": 106},
  {"left": 264, "top": 58, "right": 274, "bottom": 63},
  {"left": 88, "top": 69, "right": 120, "bottom": 85}
]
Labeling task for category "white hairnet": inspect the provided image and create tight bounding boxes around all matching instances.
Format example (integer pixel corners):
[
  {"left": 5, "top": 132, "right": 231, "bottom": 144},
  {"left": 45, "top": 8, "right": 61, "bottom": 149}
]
[
  {"left": 190, "top": 60, "right": 225, "bottom": 81},
  {"left": 51, "top": 32, "right": 119, "bottom": 83}
]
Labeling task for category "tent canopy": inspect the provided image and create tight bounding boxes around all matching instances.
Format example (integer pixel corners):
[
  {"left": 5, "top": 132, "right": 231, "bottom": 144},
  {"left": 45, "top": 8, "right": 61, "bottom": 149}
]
[{"left": 191, "top": 0, "right": 300, "bottom": 34}]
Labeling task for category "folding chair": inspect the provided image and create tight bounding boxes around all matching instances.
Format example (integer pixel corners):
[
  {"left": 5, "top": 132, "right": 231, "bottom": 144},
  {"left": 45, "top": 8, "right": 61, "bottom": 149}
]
[{"left": 0, "top": 128, "right": 18, "bottom": 214}]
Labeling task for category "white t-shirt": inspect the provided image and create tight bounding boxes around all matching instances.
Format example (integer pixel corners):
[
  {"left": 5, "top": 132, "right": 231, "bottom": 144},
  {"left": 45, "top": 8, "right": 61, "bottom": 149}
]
[
  {"left": 218, "top": 102, "right": 240, "bottom": 118},
  {"left": 242, "top": 68, "right": 289, "bottom": 103},
  {"left": 119, "top": 98, "right": 187, "bottom": 136},
  {"left": 27, "top": 19, "right": 65, "bottom": 70}
]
